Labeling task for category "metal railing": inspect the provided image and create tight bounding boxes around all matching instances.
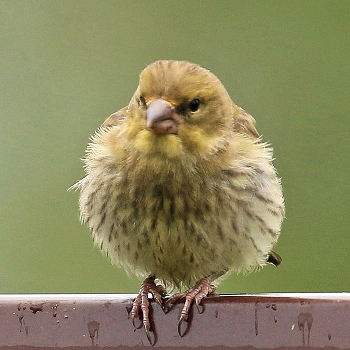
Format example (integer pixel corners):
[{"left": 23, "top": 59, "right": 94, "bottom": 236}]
[{"left": 1, "top": 293, "right": 349, "bottom": 348}]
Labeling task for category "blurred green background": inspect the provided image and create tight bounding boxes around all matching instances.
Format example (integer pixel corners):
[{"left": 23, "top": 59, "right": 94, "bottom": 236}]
[{"left": 1, "top": 0, "right": 349, "bottom": 294}]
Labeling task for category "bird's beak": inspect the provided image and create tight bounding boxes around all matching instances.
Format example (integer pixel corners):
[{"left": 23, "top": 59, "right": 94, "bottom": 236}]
[{"left": 146, "top": 98, "right": 180, "bottom": 134}]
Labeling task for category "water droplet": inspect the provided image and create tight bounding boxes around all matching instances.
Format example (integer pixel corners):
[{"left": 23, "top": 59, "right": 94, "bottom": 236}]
[
  {"left": 298, "top": 312, "right": 313, "bottom": 346},
  {"left": 254, "top": 302, "right": 259, "bottom": 336},
  {"left": 30, "top": 304, "right": 43, "bottom": 314},
  {"left": 52, "top": 304, "right": 58, "bottom": 317},
  {"left": 87, "top": 321, "right": 100, "bottom": 346}
]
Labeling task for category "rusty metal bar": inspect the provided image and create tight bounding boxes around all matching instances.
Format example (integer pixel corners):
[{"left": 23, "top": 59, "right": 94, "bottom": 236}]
[{"left": 0, "top": 293, "right": 349, "bottom": 349}]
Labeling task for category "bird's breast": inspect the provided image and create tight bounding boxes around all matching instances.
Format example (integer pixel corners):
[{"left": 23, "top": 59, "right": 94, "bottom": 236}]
[{"left": 81, "top": 149, "right": 283, "bottom": 287}]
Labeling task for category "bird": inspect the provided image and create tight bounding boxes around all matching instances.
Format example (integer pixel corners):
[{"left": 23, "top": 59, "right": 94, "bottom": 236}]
[{"left": 72, "top": 60, "right": 284, "bottom": 345}]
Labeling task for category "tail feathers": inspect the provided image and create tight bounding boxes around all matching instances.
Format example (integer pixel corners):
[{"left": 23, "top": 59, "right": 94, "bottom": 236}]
[{"left": 267, "top": 251, "right": 282, "bottom": 266}]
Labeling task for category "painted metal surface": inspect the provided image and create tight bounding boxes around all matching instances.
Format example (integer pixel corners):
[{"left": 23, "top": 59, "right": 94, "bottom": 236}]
[{"left": 0, "top": 293, "right": 349, "bottom": 349}]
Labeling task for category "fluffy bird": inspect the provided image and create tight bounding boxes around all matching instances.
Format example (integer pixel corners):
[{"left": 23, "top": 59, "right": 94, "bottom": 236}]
[{"left": 73, "top": 60, "right": 284, "bottom": 344}]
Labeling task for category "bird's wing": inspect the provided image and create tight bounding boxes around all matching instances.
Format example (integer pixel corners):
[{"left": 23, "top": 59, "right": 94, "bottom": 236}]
[
  {"left": 102, "top": 107, "right": 128, "bottom": 128},
  {"left": 233, "top": 107, "right": 260, "bottom": 139}
]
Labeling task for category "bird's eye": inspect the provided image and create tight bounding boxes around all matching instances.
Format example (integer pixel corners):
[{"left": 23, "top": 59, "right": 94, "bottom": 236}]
[
  {"left": 139, "top": 95, "right": 146, "bottom": 106},
  {"left": 188, "top": 99, "right": 200, "bottom": 112}
]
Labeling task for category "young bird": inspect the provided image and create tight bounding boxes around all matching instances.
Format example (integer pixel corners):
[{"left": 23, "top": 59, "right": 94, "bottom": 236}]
[{"left": 73, "top": 60, "right": 284, "bottom": 344}]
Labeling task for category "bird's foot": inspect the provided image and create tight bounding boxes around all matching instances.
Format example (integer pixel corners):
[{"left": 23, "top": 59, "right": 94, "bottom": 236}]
[
  {"left": 130, "top": 275, "right": 163, "bottom": 345},
  {"left": 165, "top": 276, "right": 217, "bottom": 337}
]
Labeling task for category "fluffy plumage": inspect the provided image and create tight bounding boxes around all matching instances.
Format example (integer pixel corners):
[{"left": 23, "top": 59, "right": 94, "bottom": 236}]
[
  {"left": 73, "top": 60, "right": 284, "bottom": 342},
  {"left": 75, "top": 61, "right": 284, "bottom": 286}
]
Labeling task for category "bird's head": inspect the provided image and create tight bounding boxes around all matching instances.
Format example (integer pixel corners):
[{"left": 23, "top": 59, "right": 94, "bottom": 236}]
[{"left": 124, "top": 60, "right": 235, "bottom": 159}]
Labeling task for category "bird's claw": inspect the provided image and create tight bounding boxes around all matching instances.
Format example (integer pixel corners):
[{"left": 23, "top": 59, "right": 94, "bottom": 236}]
[
  {"left": 131, "top": 275, "right": 217, "bottom": 341},
  {"left": 167, "top": 276, "right": 217, "bottom": 337},
  {"left": 130, "top": 276, "right": 162, "bottom": 345},
  {"left": 164, "top": 292, "right": 185, "bottom": 313},
  {"left": 131, "top": 293, "right": 143, "bottom": 329},
  {"left": 195, "top": 300, "right": 204, "bottom": 314},
  {"left": 177, "top": 315, "right": 189, "bottom": 337},
  {"left": 144, "top": 324, "right": 156, "bottom": 346}
]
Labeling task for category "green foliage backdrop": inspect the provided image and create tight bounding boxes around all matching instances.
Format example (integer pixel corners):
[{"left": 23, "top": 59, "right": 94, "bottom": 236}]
[{"left": 0, "top": 0, "right": 349, "bottom": 294}]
